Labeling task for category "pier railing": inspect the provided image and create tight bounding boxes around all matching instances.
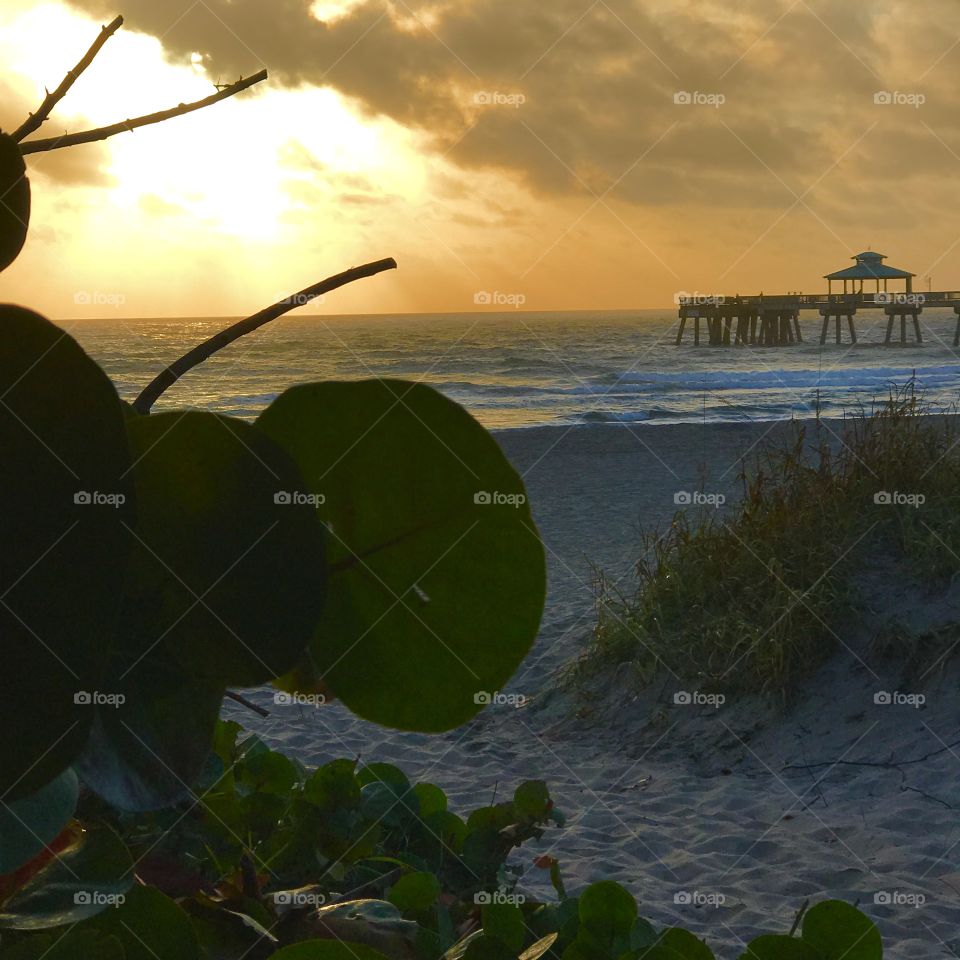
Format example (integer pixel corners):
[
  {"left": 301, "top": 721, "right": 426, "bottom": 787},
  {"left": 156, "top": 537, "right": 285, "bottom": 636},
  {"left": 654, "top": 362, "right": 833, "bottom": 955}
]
[{"left": 677, "top": 291, "right": 960, "bottom": 310}]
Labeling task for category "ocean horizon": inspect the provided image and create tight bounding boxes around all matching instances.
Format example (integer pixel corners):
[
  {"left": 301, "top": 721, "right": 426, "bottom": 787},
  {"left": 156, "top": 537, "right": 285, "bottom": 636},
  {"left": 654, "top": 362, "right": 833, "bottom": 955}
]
[{"left": 71, "top": 307, "right": 960, "bottom": 429}]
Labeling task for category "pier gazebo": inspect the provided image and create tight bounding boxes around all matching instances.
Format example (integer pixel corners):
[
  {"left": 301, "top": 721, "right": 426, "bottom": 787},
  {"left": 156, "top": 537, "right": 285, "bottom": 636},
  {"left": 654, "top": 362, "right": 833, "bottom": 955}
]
[{"left": 824, "top": 251, "right": 915, "bottom": 296}]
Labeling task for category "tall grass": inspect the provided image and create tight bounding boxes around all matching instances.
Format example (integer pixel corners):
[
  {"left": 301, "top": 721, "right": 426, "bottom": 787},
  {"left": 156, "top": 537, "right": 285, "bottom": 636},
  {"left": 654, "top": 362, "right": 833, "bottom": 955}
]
[{"left": 580, "top": 383, "right": 960, "bottom": 702}]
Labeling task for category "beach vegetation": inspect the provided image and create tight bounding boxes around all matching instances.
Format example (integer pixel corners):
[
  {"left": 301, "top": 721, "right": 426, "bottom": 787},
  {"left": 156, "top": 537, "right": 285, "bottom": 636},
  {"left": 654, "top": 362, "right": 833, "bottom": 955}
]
[{"left": 582, "top": 384, "right": 960, "bottom": 701}]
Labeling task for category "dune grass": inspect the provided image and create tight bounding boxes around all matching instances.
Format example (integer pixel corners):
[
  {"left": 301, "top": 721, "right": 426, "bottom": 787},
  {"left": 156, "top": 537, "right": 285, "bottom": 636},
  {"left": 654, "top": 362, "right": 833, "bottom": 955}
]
[{"left": 578, "top": 383, "right": 960, "bottom": 702}]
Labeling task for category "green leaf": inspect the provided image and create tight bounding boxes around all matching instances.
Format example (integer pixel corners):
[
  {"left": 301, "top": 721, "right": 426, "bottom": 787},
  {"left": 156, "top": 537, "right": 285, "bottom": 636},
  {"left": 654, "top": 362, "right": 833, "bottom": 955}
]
[
  {"left": 304, "top": 759, "right": 361, "bottom": 809},
  {"left": 737, "top": 936, "right": 823, "bottom": 959},
  {"left": 464, "top": 936, "right": 518, "bottom": 960},
  {"left": 388, "top": 871, "right": 441, "bottom": 913},
  {"left": 0, "top": 306, "right": 135, "bottom": 800},
  {"left": 802, "top": 901, "right": 881, "bottom": 960},
  {"left": 0, "top": 823, "right": 133, "bottom": 930},
  {"left": 513, "top": 781, "right": 550, "bottom": 819},
  {"left": 638, "top": 928, "right": 714, "bottom": 959},
  {"left": 113, "top": 411, "right": 327, "bottom": 687},
  {"left": 80, "top": 883, "right": 200, "bottom": 960},
  {"left": 357, "top": 763, "right": 411, "bottom": 791},
  {"left": 481, "top": 902, "right": 526, "bottom": 952},
  {"left": 578, "top": 882, "right": 637, "bottom": 938},
  {"left": 256, "top": 380, "right": 546, "bottom": 731},
  {"left": 413, "top": 782, "right": 447, "bottom": 818},
  {"left": 0, "top": 134, "right": 29, "bottom": 272},
  {"left": 271, "top": 941, "right": 393, "bottom": 960},
  {"left": 0, "top": 769, "right": 78, "bottom": 874}
]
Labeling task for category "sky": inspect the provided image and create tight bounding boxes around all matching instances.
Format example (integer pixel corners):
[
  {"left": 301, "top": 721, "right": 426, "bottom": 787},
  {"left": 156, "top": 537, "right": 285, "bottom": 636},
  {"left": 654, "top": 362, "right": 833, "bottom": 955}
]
[{"left": 2, "top": 0, "right": 960, "bottom": 318}]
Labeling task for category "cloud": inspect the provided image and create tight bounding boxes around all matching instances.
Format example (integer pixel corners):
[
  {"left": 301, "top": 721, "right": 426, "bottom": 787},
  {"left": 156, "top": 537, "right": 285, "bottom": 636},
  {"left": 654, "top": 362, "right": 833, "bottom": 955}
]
[{"left": 56, "top": 0, "right": 960, "bottom": 212}]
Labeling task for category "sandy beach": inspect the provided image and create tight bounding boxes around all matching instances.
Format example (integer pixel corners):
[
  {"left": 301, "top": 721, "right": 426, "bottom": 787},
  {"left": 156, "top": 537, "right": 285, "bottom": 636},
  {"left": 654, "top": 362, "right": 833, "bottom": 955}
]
[{"left": 223, "top": 419, "right": 960, "bottom": 959}]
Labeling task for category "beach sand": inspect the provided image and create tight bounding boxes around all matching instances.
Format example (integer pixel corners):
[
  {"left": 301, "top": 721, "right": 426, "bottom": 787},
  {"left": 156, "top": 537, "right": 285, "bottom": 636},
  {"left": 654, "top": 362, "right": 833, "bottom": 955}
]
[{"left": 223, "top": 419, "right": 960, "bottom": 959}]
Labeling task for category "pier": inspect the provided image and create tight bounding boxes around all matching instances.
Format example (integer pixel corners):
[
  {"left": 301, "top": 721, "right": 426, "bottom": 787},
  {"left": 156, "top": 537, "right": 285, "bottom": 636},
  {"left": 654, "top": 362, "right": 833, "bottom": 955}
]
[{"left": 677, "top": 251, "right": 960, "bottom": 346}]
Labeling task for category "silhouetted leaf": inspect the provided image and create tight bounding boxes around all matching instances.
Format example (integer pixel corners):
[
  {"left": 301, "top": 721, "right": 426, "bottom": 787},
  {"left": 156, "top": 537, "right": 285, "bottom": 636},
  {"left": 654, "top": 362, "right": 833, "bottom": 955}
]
[
  {"left": 257, "top": 380, "right": 546, "bottom": 732},
  {"left": 0, "top": 769, "right": 78, "bottom": 874},
  {"left": 271, "top": 940, "right": 393, "bottom": 960},
  {"left": 0, "top": 306, "right": 135, "bottom": 800},
  {"left": 79, "top": 883, "right": 200, "bottom": 960},
  {"left": 0, "top": 134, "right": 29, "bottom": 272},
  {"left": 113, "top": 411, "right": 327, "bottom": 687}
]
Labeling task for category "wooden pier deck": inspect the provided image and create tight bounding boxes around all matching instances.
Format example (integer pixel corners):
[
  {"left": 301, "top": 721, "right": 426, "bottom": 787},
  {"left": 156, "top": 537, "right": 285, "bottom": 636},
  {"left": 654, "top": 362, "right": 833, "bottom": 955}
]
[{"left": 676, "top": 291, "right": 960, "bottom": 346}]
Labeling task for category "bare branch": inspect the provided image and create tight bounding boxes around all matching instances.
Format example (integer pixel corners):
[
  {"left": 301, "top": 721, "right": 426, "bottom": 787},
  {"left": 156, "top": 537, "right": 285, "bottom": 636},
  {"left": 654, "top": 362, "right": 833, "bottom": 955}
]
[
  {"left": 12, "top": 15, "right": 124, "bottom": 143},
  {"left": 133, "top": 257, "right": 399, "bottom": 414},
  {"left": 19, "top": 69, "right": 268, "bottom": 155},
  {"left": 224, "top": 689, "right": 270, "bottom": 718}
]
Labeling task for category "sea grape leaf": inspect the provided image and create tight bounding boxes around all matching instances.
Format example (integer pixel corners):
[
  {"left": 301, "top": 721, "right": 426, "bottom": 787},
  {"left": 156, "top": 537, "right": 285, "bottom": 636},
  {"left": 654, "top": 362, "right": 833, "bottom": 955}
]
[
  {"left": 388, "top": 871, "right": 440, "bottom": 913},
  {"left": 513, "top": 780, "right": 550, "bottom": 819},
  {"left": 579, "top": 881, "right": 637, "bottom": 938},
  {"left": 481, "top": 902, "right": 526, "bottom": 951},
  {"left": 79, "top": 883, "right": 200, "bottom": 960},
  {"left": 256, "top": 379, "right": 546, "bottom": 732},
  {"left": 737, "top": 936, "right": 823, "bottom": 959},
  {"left": 0, "top": 134, "right": 30, "bottom": 272},
  {"left": 73, "top": 656, "right": 224, "bottom": 811},
  {"left": 0, "top": 306, "right": 135, "bottom": 800},
  {"left": 638, "top": 928, "right": 714, "bottom": 959},
  {"left": 801, "top": 901, "right": 881, "bottom": 960},
  {"left": 0, "top": 822, "right": 133, "bottom": 930},
  {"left": 113, "top": 410, "right": 327, "bottom": 687},
  {"left": 271, "top": 940, "right": 393, "bottom": 960},
  {"left": 0, "top": 768, "right": 79, "bottom": 874},
  {"left": 464, "top": 936, "right": 517, "bottom": 960}
]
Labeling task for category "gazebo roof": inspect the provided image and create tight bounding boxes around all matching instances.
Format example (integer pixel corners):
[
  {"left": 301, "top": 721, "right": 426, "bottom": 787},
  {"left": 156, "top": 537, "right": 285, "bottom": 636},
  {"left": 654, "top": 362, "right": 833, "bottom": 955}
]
[{"left": 824, "top": 251, "right": 915, "bottom": 281}]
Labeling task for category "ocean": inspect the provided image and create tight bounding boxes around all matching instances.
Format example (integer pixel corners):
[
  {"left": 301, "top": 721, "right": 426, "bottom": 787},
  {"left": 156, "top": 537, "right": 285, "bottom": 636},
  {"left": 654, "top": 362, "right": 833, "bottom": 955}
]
[{"left": 70, "top": 308, "right": 960, "bottom": 429}]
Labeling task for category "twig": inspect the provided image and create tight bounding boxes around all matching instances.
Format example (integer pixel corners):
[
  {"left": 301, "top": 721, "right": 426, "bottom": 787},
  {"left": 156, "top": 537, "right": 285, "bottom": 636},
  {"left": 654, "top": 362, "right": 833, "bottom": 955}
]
[
  {"left": 133, "top": 257, "right": 398, "bottom": 414},
  {"left": 19, "top": 70, "right": 268, "bottom": 155},
  {"left": 788, "top": 899, "right": 808, "bottom": 936},
  {"left": 782, "top": 737, "right": 960, "bottom": 772},
  {"left": 224, "top": 689, "right": 270, "bottom": 718},
  {"left": 12, "top": 15, "right": 124, "bottom": 142}
]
